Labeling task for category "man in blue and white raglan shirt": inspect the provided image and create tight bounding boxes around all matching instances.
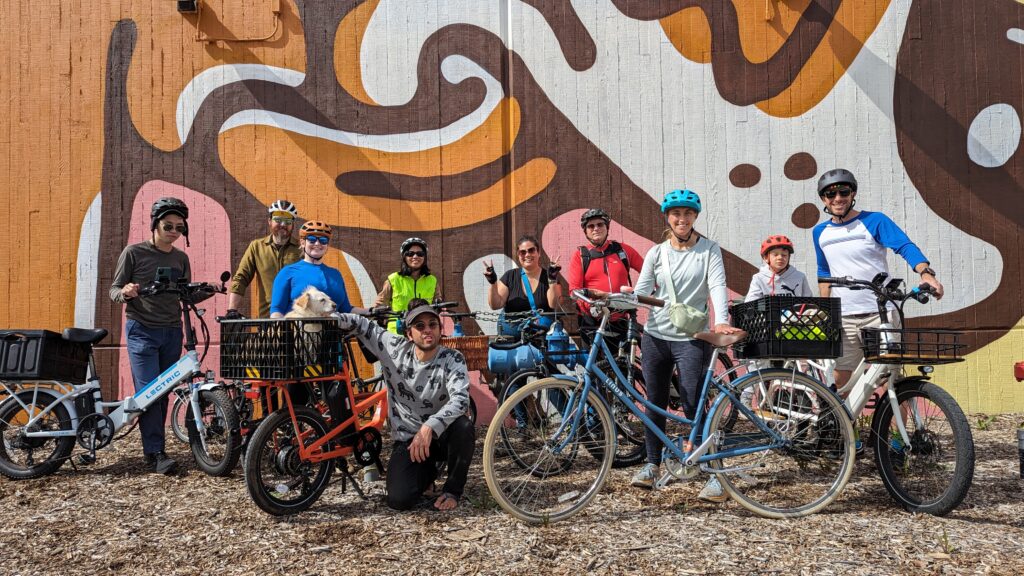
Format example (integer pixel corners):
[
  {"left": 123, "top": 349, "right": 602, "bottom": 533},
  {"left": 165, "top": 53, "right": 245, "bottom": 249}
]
[{"left": 812, "top": 169, "right": 944, "bottom": 389}]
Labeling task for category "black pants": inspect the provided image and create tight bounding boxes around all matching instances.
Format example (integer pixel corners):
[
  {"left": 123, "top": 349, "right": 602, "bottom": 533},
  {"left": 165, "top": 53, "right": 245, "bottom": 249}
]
[
  {"left": 578, "top": 316, "right": 629, "bottom": 357},
  {"left": 386, "top": 416, "right": 475, "bottom": 510},
  {"left": 640, "top": 333, "right": 710, "bottom": 465}
]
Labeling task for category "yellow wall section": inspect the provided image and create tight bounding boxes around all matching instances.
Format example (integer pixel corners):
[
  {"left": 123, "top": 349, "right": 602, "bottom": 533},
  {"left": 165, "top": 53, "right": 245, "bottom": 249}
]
[{"left": 933, "top": 320, "right": 1024, "bottom": 414}]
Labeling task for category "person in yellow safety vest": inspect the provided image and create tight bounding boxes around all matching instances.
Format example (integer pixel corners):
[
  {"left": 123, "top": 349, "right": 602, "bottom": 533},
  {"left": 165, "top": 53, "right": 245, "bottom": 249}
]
[{"left": 374, "top": 238, "right": 442, "bottom": 334}]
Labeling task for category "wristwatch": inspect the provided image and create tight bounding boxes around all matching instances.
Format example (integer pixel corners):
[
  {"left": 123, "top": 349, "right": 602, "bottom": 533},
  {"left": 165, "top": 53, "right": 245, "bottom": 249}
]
[{"left": 919, "top": 266, "right": 937, "bottom": 277}]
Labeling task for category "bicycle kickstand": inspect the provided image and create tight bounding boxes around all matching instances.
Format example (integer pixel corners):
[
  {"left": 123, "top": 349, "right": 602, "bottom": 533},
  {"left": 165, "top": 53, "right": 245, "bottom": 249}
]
[{"left": 336, "top": 460, "right": 368, "bottom": 500}]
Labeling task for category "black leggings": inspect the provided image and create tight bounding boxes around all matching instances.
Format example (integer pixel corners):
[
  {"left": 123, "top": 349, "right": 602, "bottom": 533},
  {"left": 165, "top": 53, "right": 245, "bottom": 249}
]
[
  {"left": 386, "top": 416, "right": 475, "bottom": 510},
  {"left": 639, "top": 333, "right": 710, "bottom": 465}
]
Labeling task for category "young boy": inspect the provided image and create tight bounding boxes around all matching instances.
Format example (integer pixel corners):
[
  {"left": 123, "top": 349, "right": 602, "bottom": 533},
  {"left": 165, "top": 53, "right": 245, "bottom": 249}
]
[{"left": 745, "top": 235, "right": 814, "bottom": 301}]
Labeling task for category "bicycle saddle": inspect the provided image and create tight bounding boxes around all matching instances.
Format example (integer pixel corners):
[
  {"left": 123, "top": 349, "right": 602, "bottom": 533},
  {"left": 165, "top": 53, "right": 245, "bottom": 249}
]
[
  {"left": 694, "top": 331, "right": 746, "bottom": 348},
  {"left": 63, "top": 327, "right": 108, "bottom": 344}
]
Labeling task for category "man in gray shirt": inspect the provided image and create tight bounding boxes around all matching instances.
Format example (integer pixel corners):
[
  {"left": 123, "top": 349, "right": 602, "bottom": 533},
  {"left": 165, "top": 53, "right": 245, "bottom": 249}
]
[
  {"left": 335, "top": 300, "right": 473, "bottom": 511},
  {"left": 109, "top": 197, "right": 192, "bottom": 475}
]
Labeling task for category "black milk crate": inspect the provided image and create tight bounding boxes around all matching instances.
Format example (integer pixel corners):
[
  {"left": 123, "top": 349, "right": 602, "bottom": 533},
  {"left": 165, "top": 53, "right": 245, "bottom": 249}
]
[
  {"left": 730, "top": 296, "right": 843, "bottom": 360},
  {"left": 861, "top": 328, "right": 965, "bottom": 365},
  {"left": 0, "top": 330, "right": 91, "bottom": 384},
  {"left": 220, "top": 319, "right": 346, "bottom": 380}
]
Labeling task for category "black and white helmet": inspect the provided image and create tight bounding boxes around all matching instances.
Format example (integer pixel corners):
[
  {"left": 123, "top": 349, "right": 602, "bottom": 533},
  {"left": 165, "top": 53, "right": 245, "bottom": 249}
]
[
  {"left": 268, "top": 199, "right": 298, "bottom": 217},
  {"left": 400, "top": 237, "right": 427, "bottom": 255}
]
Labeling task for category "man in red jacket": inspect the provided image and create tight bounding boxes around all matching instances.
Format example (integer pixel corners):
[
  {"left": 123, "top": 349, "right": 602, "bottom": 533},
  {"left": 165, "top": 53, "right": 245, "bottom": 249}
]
[{"left": 565, "top": 208, "right": 645, "bottom": 350}]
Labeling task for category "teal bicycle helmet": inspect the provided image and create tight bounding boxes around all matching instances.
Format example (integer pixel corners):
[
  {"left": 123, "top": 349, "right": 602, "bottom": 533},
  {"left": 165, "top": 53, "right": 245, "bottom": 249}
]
[{"left": 661, "top": 189, "right": 701, "bottom": 214}]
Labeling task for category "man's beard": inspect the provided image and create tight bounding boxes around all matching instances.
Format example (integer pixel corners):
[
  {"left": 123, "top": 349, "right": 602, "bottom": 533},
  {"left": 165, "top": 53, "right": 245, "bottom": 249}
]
[{"left": 272, "top": 230, "right": 291, "bottom": 245}]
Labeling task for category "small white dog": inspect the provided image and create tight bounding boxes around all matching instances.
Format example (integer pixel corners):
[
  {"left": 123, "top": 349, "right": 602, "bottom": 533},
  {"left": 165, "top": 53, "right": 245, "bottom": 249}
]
[{"left": 285, "top": 286, "right": 337, "bottom": 319}]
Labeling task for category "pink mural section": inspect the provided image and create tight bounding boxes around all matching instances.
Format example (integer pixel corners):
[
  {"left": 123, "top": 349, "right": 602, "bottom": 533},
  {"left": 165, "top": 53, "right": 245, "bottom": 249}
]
[{"left": 116, "top": 181, "right": 232, "bottom": 399}]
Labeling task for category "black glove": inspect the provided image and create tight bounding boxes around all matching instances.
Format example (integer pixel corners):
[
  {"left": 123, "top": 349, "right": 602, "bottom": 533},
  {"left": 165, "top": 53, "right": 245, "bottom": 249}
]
[
  {"left": 223, "top": 309, "right": 244, "bottom": 320},
  {"left": 546, "top": 263, "right": 562, "bottom": 282},
  {"left": 484, "top": 265, "right": 498, "bottom": 285}
]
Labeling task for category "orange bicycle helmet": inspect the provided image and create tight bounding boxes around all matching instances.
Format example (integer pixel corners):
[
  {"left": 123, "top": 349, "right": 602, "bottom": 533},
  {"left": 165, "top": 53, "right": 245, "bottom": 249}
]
[
  {"left": 760, "top": 235, "right": 794, "bottom": 256},
  {"left": 299, "top": 220, "right": 332, "bottom": 240}
]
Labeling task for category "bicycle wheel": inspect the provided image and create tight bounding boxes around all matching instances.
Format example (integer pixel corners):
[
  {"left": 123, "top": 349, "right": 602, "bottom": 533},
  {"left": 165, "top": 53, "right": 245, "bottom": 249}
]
[
  {"left": 170, "top": 391, "right": 190, "bottom": 443},
  {"left": 186, "top": 388, "right": 243, "bottom": 476},
  {"left": 706, "top": 370, "right": 855, "bottom": 518},
  {"left": 870, "top": 380, "right": 974, "bottom": 516},
  {"left": 244, "top": 406, "right": 333, "bottom": 515},
  {"left": 483, "top": 377, "right": 614, "bottom": 524},
  {"left": 0, "top": 389, "right": 75, "bottom": 479}
]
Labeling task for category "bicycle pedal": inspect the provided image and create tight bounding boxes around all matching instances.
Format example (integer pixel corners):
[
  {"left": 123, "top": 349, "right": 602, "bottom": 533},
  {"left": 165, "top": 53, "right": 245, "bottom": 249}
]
[{"left": 77, "top": 454, "right": 96, "bottom": 465}]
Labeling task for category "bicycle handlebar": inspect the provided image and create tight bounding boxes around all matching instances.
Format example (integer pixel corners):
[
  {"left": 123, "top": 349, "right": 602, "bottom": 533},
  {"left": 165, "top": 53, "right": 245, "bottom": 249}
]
[
  {"left": 571, "top": 288, "right": 664, "bottom": 309},
  {"left": 818, "top": 274, "right": 935, "bottom": 323}
]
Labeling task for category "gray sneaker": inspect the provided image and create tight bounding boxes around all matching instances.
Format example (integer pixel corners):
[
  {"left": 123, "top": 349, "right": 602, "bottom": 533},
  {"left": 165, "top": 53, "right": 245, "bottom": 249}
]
[
  {"left": 698, "top": 475, "right": 728, "bottom": 503},
  {"left": 630, "top": 463, "right": 659, "bottom": 489}
]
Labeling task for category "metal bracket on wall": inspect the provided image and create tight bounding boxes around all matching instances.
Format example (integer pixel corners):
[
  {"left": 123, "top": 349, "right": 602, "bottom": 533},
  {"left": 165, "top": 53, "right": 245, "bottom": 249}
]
[{"left": 192, "top": 0, "right": 283, "bottom": 44}]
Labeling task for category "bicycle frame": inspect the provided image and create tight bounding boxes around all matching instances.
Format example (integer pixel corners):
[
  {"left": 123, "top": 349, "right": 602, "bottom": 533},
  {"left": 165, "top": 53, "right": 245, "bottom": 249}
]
[
  {"left": 259, "top": 365, "right": 388, "bottom": 464},
  {"left": 546, "top": 308, "right": 792, "bottom": 470}
]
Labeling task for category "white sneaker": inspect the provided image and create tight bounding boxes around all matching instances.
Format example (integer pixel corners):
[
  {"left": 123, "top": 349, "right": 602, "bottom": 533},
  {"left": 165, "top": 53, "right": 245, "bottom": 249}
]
[
  {"left": 698, "top": 475, "right": 728, "bottom": 503},
  {"left": 630, "top": 463, "right": 659, "bottom": 489}
]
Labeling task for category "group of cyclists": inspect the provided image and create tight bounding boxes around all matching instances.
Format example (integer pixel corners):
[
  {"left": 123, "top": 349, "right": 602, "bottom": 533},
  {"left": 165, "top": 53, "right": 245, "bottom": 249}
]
[{"left": 110, "top": 165, "right": 944, "bottom": 512}]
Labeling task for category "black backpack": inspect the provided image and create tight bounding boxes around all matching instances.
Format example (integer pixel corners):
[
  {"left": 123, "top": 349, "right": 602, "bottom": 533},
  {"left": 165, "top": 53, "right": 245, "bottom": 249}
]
[{"left": 579, "top": 241, "right": 632, "bottom": 287}]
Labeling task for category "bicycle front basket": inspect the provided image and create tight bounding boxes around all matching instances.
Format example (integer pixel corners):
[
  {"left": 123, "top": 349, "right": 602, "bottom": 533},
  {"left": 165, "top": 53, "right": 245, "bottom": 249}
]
[
  {"left": 220, "top": 318, "right": 345, "bottom": 380},
  {"left": 860, "top": 328, "right": 965, "bottom": 365}
]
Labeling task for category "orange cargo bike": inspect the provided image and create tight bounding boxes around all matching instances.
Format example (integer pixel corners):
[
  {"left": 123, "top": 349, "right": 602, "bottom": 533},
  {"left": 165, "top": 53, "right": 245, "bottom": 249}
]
[{"left": 219, "top": 315, "right": 387, "bottom": 515}]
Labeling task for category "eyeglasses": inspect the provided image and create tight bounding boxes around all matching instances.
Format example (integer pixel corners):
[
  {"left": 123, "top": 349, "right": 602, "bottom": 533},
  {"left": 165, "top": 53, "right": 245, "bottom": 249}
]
[
  {"left": 161, "top": 223, "right": 186, "bottom": 233},
  {"left": 304, "top": 236, "right": 329, "bottom": 245},
  {"left": 410, "top": 319, "right": 440, "bottom": 332},
  {"left": 271, "top": 216, "right": 294, "bottom": 225},
  {"left": 821, "top": 187, "right": 853, "bottom": 200},
  {"left": 517, "top": 246, "right": 538, "bottom": 257},
  {"left": 404, "top": 251, "right": 426, "bottom": 258}
]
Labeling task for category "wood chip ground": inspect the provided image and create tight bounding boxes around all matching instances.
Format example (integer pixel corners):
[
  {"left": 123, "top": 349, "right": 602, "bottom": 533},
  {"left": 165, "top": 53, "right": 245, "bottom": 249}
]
[{"left": 2, "top": 415, "right": 1023, "bottom": 575}]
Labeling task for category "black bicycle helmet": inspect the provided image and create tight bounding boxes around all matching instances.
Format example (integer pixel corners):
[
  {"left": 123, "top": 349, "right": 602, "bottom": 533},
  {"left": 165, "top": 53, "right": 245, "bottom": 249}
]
[
  {"left": 400, "top": 237, "right": 427, "bottom": 255},
  {"left": 150, "top": 197, "right": 190, "bottom": 246},
  {"left": 816, "top": 169, "right": 858, "bottom": 195},
  {"left": 580, "top": 208, "right": 611, "bottom": 228}
]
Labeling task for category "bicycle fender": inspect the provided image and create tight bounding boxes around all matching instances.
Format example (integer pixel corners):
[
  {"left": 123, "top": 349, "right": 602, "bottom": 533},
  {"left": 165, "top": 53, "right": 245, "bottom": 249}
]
[{"left": 195, "top": 380, "right": 225, "bottom": 393}]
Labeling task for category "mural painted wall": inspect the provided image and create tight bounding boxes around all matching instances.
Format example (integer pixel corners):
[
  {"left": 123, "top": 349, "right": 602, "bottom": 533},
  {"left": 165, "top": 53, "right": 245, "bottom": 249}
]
[{"left": 1, "top": 0, "right": 1022, "bottom": 413}]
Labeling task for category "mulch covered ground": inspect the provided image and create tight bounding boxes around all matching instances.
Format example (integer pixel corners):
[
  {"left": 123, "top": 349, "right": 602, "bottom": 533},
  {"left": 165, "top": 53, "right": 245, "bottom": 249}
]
[{"left": 2, "top": 415, "right": 1023, "bottom": 575}]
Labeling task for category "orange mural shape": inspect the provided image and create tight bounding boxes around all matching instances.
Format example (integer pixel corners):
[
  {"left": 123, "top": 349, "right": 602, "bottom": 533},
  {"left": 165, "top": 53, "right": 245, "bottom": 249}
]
[
  {"left": 660, "top": 0, "right": 891, "bottom": 117},
  {"left": 126, "top": 0, "right": 307, "bottom": 151},
  {"left": 334, "top": 0, "right": 380, "bottom": 106},
  {"left": 218, "top": 97, "right": 557, "bottom": 231}
]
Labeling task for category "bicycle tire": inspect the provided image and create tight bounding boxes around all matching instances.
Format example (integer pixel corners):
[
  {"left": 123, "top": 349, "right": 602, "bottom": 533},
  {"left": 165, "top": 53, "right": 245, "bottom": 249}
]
[
  {"left": 496, "top": 368, "right": 576, "bottom": 474},
  {"left": 870, "top": 379, "right": 974, "bottom": 516},
  {"left": 483, "top": 377, "right": 614, "bottom": 525},
  {"left": 244, "top": 406, "right": 333, "bottom": 515},
  {"left": 186, "top": 388, "right": 243, "bottom": 477},
  {"left": 0, "top": 389, "right": 75, "bottom": 480},
  {"left": 706, "top": 369, "right": 855, "bottom": 518},
  {"left": 170, "top": 391, "right": 190, "bottom": 443}
]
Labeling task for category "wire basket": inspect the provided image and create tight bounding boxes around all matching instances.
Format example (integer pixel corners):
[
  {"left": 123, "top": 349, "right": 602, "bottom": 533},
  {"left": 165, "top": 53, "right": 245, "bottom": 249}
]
[
  {"left": 730, "top": 296, "right": 843, "bottom": 359},
  {"left": 441, "top": 335, "right": 490, "bottom": 372},
  {"left": 220, "top": 318, "right": 346, "bottom": 380},
  {"left": 861, "top": 328, "right": 965, "bottom": 365}
]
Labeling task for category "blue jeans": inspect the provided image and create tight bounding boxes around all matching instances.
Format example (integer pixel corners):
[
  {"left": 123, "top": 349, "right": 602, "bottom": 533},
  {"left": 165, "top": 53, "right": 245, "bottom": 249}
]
[
  {"left": 125, "top": 320, "right": 183, "bottom": 455},
  {"left": 640, "top": 333, "right": 710, "bottom": 466}
]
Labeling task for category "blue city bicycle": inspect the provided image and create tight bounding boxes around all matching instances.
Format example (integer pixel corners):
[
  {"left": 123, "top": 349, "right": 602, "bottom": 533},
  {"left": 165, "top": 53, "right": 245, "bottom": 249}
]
[{"left": 482, "top": 289, "right": 856, "bottom": 523}]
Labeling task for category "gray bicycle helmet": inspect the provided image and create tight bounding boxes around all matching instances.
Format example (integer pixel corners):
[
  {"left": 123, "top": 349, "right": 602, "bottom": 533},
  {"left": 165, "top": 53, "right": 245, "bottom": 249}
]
[
  {"left": 400, "top": 237, "right": 427, "bottom": 255},
  {"left": 816, "top": 169, "right": 858, "bottom": 195},
  {"left": 580, "top": 208, "right": 611, "bottom": 228}
]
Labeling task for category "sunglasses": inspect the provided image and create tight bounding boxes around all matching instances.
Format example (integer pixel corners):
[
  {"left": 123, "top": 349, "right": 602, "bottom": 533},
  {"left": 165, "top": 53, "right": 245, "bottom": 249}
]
[
  {"left": 404, "top": 250, "right": 426, "bottom": 258},
  {"left": 161, "top": 223, "right": 187, "bottom": 233},
  {"left": 305, "top": 236, "right": 329, "bottom": 245},
  {"left": 410, "top": 319, "right": 440, "bottom": 332},
  {"left": 821, "top": 187, "right": 853, "bottom": 200},
  {"left": 517, "top": 246, "right": 538, "bottom": 257},
  {"left": 271, "top": 216, "right": 294, "bottom": 225}
]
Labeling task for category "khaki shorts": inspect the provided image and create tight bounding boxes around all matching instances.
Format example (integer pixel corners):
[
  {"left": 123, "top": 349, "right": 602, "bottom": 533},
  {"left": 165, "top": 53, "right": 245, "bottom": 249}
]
[{"left": 836, "top": 313, "right": 902, "bottom": 372}]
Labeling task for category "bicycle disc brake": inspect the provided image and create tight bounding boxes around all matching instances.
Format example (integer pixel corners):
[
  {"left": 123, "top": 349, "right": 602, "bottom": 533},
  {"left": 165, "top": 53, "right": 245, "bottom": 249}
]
[
  {"left": 76, "top": 413, "right": 115, "bottom": 450},
  {"left": 354, "top": 428, "right": 383, "bottom": 466}
]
